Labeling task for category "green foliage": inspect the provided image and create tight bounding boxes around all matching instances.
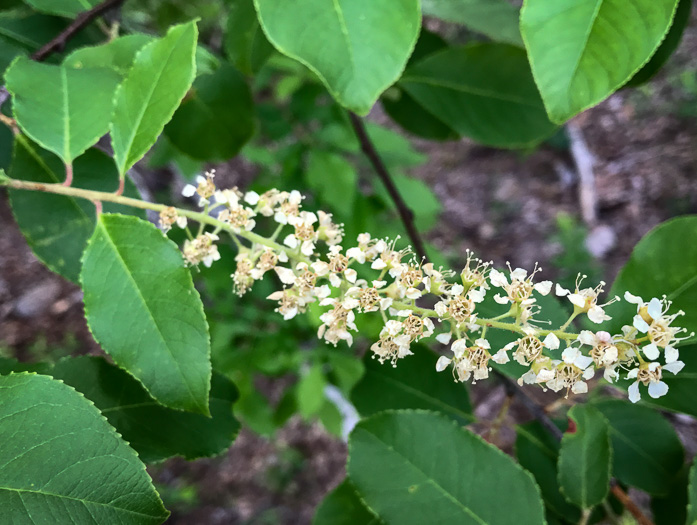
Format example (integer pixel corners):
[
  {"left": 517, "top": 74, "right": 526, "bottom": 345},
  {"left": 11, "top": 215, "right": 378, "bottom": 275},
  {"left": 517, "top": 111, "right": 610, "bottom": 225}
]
[
  {"left": 594, "top": 399, "right": 684, "bottom": 496},
  {"left": 9, "top": 137, "right": 144, "bottom": 283},
  {"left": 111, "top": 21, "right": 198, "bottom": 176},
  {"left": 314, "top": 479, "right": 380, "bottom": 525},
  {"left": 349, "top": 410, "right": 546, "bottom": 524},
  {"left": 400, "top": 44, "right": 557, "bottom": 147},
  {"left": 689, "top": 462, "right": 697, "bottom": 524},
  {"left": 51, "top": 356, "right": 240, "bottom": 463},
  {"left": 351, "top": 346, "right": 472, "bottom": 424},
  {"left": 606, "top": 215, "right": 697, "bottom": 345},
  {"left": 254, "top": 0, "right": 421, "bottom": 114},
  {"left": 81, "top": 214, "right": 211, "bottom": 415},
  {"left": 164, "top": 61, "right": 255, "bottom": 160},
  {"left": 0, "top": 372, "right": 169, "bottom": 524},
  {"left": 24, "top": 0, "right": 99, "bottom": 17},
  {"left": 516, "top": 422, "right": 581, "bottom": 523},
  {"left": 421, "top": 0, "right": 522, "bottom": 45},
  {"left": 5, "top": 57, "right": 120, "bottom": 164},
  {"left": 64, "top": 33, "right": 154, "bottom": 75},
  {"left": 296, "top": 363, "right": 328, "bottom": 419},
  {"left": 224, "top": 0, "right": 274, "bottom": 75},
  {"left": 558, "top": 404, "right": 612, "bottom": 509},
  {"left": 522, "top": 0, "right": 679, "bottom": 122},
  {"left": 306, "top": 149, "right": 358, "bottom": 217}
]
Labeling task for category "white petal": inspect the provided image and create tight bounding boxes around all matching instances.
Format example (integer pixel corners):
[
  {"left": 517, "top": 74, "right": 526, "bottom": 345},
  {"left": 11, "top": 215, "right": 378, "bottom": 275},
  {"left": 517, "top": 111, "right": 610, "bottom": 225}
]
[
  {"left": 275, "top": 267, "right": 296, "bottom": 285},
  {"left": 436, "top": 332, "right": 452, "bottom": 345},
  {"left": 626, "top": 368, "right": 639, "bottom": 379},
  {"left": 489, "top": 269, "right": 508, "bottom": 288},
  {"left": 633, "top": 315, "right": 650, "bottom": 333},
  {"left": 312, "top": 262, "right": 330, "bottom": 276},
  {"left": 534, "top": 281, "right": 553, "bottom": 296},
  {"left": 283, "top": 234, "right": 298, "bottom": 248},
  {"left": 301, "top": 240, "right": 315, "bottom": 256},
  {"left": 642, "top": 343, "right": 660, "bottom": 360},
  {"left": 436, "top": 356, "right": 451, "bottom": 372},
  {"left": 371, "top": 259, "right": 387, "bottom": 270},
  {"left": 278, "top": 251, "right": 289, "bottom": 263},
  {"left": 603, "top": 367, "right": 619, "bottom": 383},
  {"left": 493, "top": 293, "right": 509, "bottom": 305},
  {"left": 469, "top": 288, "right": 485, "bottom": 303},
  {"left": 568, "top": 293, "right": 586, "bottom": 308},
  {"left": 176, "top": 216, "right": 188, "bottom": 228},
  {"left": 451, "top": 284, "right": 464, "bottom": 296},
  {"left": 536, "top": 369, "right": 555, "bottom": 382},
  {"left": 491, "top": 350, "right": 510, "bottom": 364},
  {"left": 510, "top": 268, "right": 527, "bottom": 281},
  {"left": 556, "top": 284, "right": 570, "bottom": 296},
  {"left": 588, "top": 306, "right": 609, "bottom": 324},
  {"left": 648, "top": 381, "right": 669, "bottom": 399},
  {"left": 665, "top": 346, "right": 679, "bottom": 363},
  {"left": 647, "top": 298, "right": 662, "bottom": 320},
  {"left": 624, "top": 291, "right": 644, "bottom": 305},
  {"left": 181, "top": 184, "right": 197, "bottom": 197},
  {"left": 244, "top": 191, "right": 260, "bottom": 205},
  {"left": 578, "top": 330, "right": 595, "bottom": 346},
  {"left": 663, "top": 360, "right": 685, "bottom": 375},
  {"left": 574, "top": 355, "right": 593, "bottom": 370},
  {"left": 628, "top": 382, "right": 641, "bottom": 403},
  {"left": 345, "top": 269, "right": 357, "bottom": 283},
  {"left": 542, "top": 333, "right": 560, "bottom": 350},
  {"left": 562, "top": 347, "right": 580, "bottom": 364},
  {"left": 582, "top": 367, "right": 595, "bottom": 380},
  {"left": 572, "top": 381, "right": 588, "bottom": 394}
]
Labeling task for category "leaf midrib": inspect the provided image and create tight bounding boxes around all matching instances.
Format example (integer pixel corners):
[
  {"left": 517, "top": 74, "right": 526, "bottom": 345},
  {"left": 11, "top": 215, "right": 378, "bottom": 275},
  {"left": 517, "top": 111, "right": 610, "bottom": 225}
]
[
  {"left": 0, "top": 486, "right": 164, "bottom": 520},
  {"left": 401, "top": 76, "right": 544, "bottom": 109}
]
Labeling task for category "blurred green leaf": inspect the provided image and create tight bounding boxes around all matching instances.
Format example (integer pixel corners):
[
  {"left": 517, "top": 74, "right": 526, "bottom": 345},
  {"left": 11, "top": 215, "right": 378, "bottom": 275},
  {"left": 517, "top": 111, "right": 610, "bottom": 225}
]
[
  {"left": 297, "top": 364, "right": 327, "bottom": 418},
  {"left": 24, "top": 0, "right": 99, "bottom": 17},
  {"left": 400, "top": 44, "right": 557, "bottom": 148},
  {"left": 306, "top": 149, "right": 358, "bottom": 217},
  {"left": 314, "top": 479, "right": 381, "bottom": 525},
  {"left": 224, "top": 0, "right": 274, "bottom": 75},
  {"left": 51, "top": 356, "right": 240, "bottom": 463},
  {"left": 421, "top": 0, "right": 522, "bottom": 45},
  {"left": 558, "top": 404, "right": 611, "bottom": 509},
  {"left": 351, "top": 347, "right": 473, "bottom": 424},
  {"left": 594, "top": 399, "right": 684, "bottom": 495},
  {"left": 64, "top": 34, "right": 154, "bottom": 75},
  {"left": 516, "top": 422, "right": 581, "bottom": 523}
]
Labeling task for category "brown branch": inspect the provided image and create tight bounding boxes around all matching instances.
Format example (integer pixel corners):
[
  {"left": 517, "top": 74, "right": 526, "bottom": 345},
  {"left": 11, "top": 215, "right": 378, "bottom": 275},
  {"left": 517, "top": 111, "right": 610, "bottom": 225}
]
[
  {"left": 348, "top": 112, "right": 429, "bottom": 262},
  {"left": 31, "top": 0, "right": 126, "bottom": 62},
  {"left": 611, "top": 483, "right": 654, "bottom": 525}
]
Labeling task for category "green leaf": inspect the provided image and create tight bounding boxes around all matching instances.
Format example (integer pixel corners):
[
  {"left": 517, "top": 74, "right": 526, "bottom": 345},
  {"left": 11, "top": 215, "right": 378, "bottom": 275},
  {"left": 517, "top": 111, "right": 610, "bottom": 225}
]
[
  {"left": 374, "top": 173, "right": 441, "bottom": 231},
  {"left": 515, "top": 422, "right": 581, "bottom": 522},
  {"left": 64, "top": 34, "right": 154, "bottom": 75},
  {"left": 9, "top": 137, "right": 144, "bottom": 283},
  {"left": 306, "top": 150, "right": 358, "bottom": 218},
  {"left": 382, "top": 88, "right": 458, "bottom": 141},
  {"left": 254, "top": 0, "right": 421, "bottom": 115},
  {"left": 349, "top": 410, "right": 546, "bottom": 525},
  {"left": 111, "top": 21, "right": 198, "bottom": 176},
  {"left": 0, "top": 356, "right": 51, "bottom": 375},
  {"left": 688, "top": 462, "right": 697, "bottom": 525},
  {"left": 81, "top": 214, "right": 211, "bottom": 415},
  {"left": 50, "top": 356, "right": 240, "bottom": 463},
  {"left": 421, "top": 0, "right": 522, "bottom": 46},
  {"left": 314, "top": 479, "right": 381, "bottom": 525},
  {"left": 606, "top": 215, "right": 697, "bottom": 345},
  {"left": 651, "top": 465, "right": 689, "bottom": 525},
  {"left": 164, "top": 62, "right": 255, "bottom": 161},
  {"left": 224, "top": 0, "right": 274, "bottom": 75},
  {"left": 24, "top": 0, "right": 99, "bottom": 17},
  {"left": 0, "top": 373, "right": 168, "bottom": 524},
  {"left": 351, "top": 347, "right": 472, "bottom": 424},
  {"left": 297, "top": 364, "right": 327, "bottom": 418},
  {"left": 627, "top": 0, "right": 692, "bottom": 86},
  {"left": 594, "top": 399, "right": 684, "bottom": 495},
  {"left": 400, "top": 44, "right": 557, "bottom": 148},
  {"left": 5, "top": 57, "right": 120, "bottom": 164},
  {"left": 521, "top": 0, "right": 679, "bottom": 123},
  {"left": 558, "top": 404, "right": 612, "bottom": 509}
]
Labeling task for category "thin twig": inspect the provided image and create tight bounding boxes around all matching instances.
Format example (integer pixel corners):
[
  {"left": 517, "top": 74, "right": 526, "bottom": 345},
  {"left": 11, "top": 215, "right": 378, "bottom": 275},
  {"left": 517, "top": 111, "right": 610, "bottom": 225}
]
[
  {"left": 31, "top": 0, "right": 126, "bottom": 62},
  {"left": 610, "top": 483, "right": 655, "bottom": 525},
  {"left": 347, "top": 112, "right": 429, "bottom": 262}
]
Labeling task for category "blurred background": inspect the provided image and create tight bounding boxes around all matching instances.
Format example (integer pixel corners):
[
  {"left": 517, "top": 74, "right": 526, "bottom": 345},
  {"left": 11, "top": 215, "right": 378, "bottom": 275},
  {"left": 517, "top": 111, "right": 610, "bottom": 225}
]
[{"left": 2, "top": 0, "right": 697, "bottom": 523}]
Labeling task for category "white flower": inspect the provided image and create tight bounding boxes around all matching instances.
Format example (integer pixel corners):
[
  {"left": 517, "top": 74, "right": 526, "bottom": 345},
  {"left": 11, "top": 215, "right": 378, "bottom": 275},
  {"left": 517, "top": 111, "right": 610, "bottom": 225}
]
[
  {"left": 542, "top": 333, "right": 560, "bottom": 350},
  {"left": 436, "top": 356, "right": 451, "bottom": 372}
]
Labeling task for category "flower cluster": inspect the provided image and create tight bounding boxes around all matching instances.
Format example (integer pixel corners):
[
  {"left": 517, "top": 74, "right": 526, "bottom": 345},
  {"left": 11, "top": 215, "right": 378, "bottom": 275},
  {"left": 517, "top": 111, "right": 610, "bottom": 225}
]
[{"left": 167, "top": 176, "right": 693, "bottom": 403}]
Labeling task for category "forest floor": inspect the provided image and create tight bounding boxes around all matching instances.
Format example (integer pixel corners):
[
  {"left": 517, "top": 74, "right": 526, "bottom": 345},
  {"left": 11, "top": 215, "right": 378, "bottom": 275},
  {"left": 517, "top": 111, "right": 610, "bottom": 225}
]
[{"left": 3, "top": 11, "right": 697, "bottom": 525}]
